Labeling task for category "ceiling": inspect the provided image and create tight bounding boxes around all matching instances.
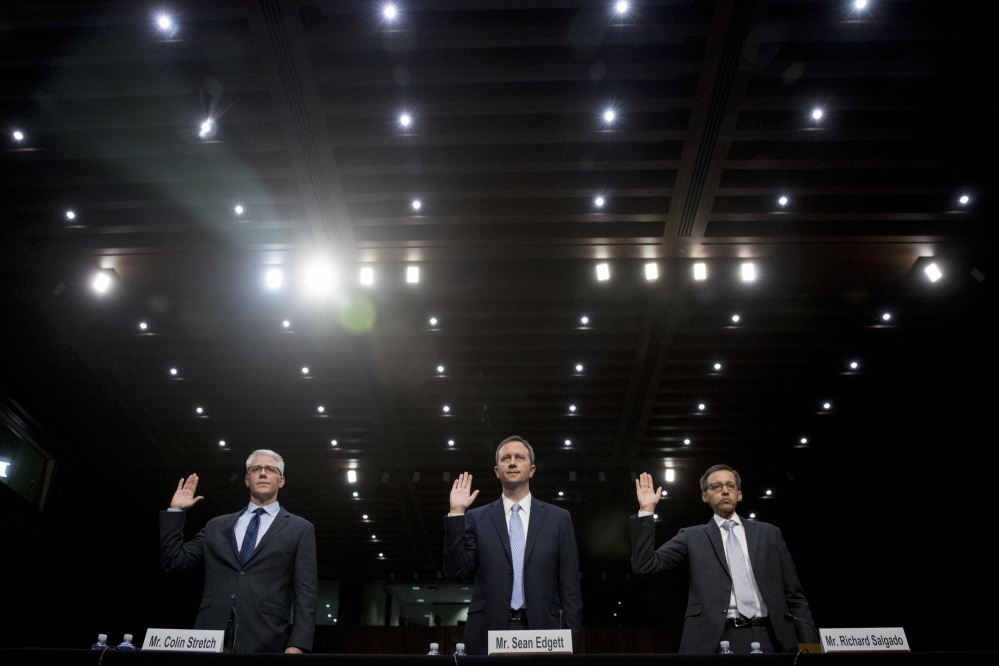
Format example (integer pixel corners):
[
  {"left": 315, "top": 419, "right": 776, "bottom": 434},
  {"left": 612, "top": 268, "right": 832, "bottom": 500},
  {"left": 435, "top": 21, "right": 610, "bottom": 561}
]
[{"left": 1, "top": 0, "right": 996, "bottom": 640}]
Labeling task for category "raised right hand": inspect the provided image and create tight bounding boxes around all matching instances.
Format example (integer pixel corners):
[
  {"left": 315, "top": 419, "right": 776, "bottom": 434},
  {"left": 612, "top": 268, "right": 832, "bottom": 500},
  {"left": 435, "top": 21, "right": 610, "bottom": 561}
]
[
  {"left": 635, "top": 472, "right": 662, "bottom": 514},
  {"left": 170, "top": 474, "right": 205, "bottom": 510},
  {"left": 449, "top": 471, "right": 479, "bottom": 515}
]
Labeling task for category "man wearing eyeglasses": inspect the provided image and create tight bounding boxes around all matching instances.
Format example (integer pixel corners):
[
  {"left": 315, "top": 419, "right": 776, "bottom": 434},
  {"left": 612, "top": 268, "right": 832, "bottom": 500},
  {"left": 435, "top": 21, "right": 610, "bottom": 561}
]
[
  {"left": 630, "top": 464, "right": 818, "bottom": 654},
  {"left": 160, "top": 449, "right": 318, "bottom": 653}
]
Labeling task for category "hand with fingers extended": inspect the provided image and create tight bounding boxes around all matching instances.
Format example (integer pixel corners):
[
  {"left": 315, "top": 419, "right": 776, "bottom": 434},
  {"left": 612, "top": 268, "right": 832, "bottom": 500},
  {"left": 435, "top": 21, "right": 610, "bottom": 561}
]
[
  {"left": 635, "top": 472, "right": 663, "bottom": 514},
  {"left": 449, "top": 471, "right": 480, "bottom": 515},
  {"left": 170, "top": 474, "right": 205, "bottom": 510}
]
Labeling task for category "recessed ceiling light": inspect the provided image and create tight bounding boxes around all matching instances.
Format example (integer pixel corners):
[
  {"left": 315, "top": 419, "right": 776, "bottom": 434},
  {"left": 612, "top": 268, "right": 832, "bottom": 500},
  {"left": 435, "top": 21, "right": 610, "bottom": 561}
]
[
  {"left": 881, "top": 312, "right": 891, "bottom": 322},
  {"left": 196, "top": 406, "right": 204, "bottom": 414},
  {"left": 266, "top": 268, "right": 283, "bottom": 290},
  {"left": 614, "top": 1, "right": 630, "bottom": 14},
  {"left": 282, "top": 319, "right": 291, "bottom": 328},
  {"left": 218, "top": 440, "right": 226, "bottom": 447},
  {"left": 442, "top": 405, "right": 450, "bottom": 413},
  {"left": 399, "top": 113, "right": 412, "bottom": 128},
  {"left": 411, "top": 199, "right": 422, "bottom": 210},
  {"left": 347, "top": 470, "right": 357, "bottom": 483},
  {"left": 596, "top": 263, "right": 610, "bottom": 281},
  {"left": 12, "top": 130, "right": 24, "bottom": 142},
  {"left": 800, "top": 437, "right": 808, "bottom": 445},
  {"left": 234, "top": 204, "right": 244, "bottom": 216},
  {"left": 65, "top": 210, "right": 76, "bottom": 221},
  {"left": 697, "top": 403, "right": 706, "bottom": 411},
  {"left": 645, "top": 263, "right": 658, "bottom": 281},
  {"left": 301, "top": 367, "right": 309, "bottom": 375},
  {"left": 664, "top": 469, "right": 675, "bottom": 482},
  {"left": 683, "top": 438, "right": 691, "bottom": 445},
  {"left": 383, "top": 3, "right": 398, "bottom": 20},
  {"left": 811, "top": 108, "right": 824, "bottom": 122},
  {"left": 331, "top": 439, "right": 338, "bottom": 447},
  {"left": 317, "top": 405, "right": 325, "bottom": 413},
  {"left": 575, "top": 363, "right": 583, "bottom": 372},
  {"left": 558, "top": 491, "right": 564, "bottom": 497},
  {"left": 169, "top": 368, "right": 178, "bottom": 376},
  {"left": 594, "top": 196, "right": 605, "bottom": 208},
  {"left": 428, "top": 316, "right": 438, "bottom": 326},
  {"left": 199, "top": 118, "right": 215, "bottom": 139},
  {"left": 353, "top": 491, "right": 359, "bottom": 498},
  {"left": 693, "top": 262, "right": 707, "bottom": 281},
  {"left": 731, "top": 314, "right": 741, "bottom": 323},
  {"left": 924, "top": 262, "right": 942, "bottom": 282},
  {"left": 91, "top": 271, "right": 112, "bottom": 294},
  {"left": 155, "top": 13, "right": 178, "bottom": 37},
  {"left": 854, "top": 0, "right": 868, "bottom": 9},
  {"left": 741, "top": 262, "right": 756, "bottom": 282},
  {"left": 849, "top": 361, "right": 859, "bottom": 370},
  {"left": 448, "top": 439, "right": 455, "bottom": 446},
  {"left": 359, "top": 266, "right": 374, "bottom": 286},
  {"left": 564, "top": 439, "right": 572, "bottom": 446},
  {"left": 580, "top": 315, "right": 589, "bottom": 325},
  {"left": 406, "top": 266, "right": 420, "bottom": 283},
  {"left": 778, "top": 195, "right": 789, "bottom": 207},
  {"left": 568, "top": 404, "right": 577, "bottom": 413},
  {"left": 822, "top": 402, "right": 832, "bottom": 410},
  {"left": 765, "top": 489, "right": 773, "bottom": 496},
  {"left": 138, "top": 322, "right": 148, "bottom": 331},
  {"left": 713, "top": 362, "right": 722, "bottom": 371},
  {"left": 602, "top": 108, "right": 616, "bottom": 123},
  {"left": 436, "top": 365, "right": 445, "bottom": 374},
  {"left": 958, "top": 194, "right": 971, "bottom": 206}
]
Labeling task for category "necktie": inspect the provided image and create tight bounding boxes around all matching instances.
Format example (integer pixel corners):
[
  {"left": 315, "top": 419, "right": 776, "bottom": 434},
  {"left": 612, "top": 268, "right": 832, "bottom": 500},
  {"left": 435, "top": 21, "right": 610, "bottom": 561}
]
[
  {"left": 510, "top": 504, "right": 525, "bottom": 610},
  {"left": 722, "top": 519, "right": 758, "bottom": 618},
  {"left": 239, "top": 508, "right": 266, "bottom": 564}
]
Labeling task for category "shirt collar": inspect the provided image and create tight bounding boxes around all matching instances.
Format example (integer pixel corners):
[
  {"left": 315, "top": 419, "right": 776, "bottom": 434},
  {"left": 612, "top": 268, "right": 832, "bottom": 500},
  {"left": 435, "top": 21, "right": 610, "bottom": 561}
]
[
  {"left": 502, "top": 492, "right": 532, "bottom": 515},
  {"left": 247, "top": 501, "right": 280, "bottom": 517},
  {"left": 713, "top": 512, "right": 742, "bottom": 528}
]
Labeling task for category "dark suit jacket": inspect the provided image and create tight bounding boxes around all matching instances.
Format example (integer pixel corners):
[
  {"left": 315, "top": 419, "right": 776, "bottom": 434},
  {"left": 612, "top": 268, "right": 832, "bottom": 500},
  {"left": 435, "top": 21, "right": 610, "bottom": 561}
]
[
  {"left": 160, "top": 507, "right": 318, "bottom": 653},
  {"left": 630, "top": 514, "right": 818, "bottom": 654},
  {"left": 444, "top": 497, "right": 583, "bottom": 655}
]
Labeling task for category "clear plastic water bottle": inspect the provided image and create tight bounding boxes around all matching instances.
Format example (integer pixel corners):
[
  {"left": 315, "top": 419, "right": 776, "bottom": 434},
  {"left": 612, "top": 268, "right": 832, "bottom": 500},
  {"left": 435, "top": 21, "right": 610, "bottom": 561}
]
[
  {"left": 427, "top": 642, "right": 440, "bottom": 655},
  {"left": 750, "top": 641, "right": 763, "bottom": 654},
  {"left": 91, "top": 634, "right": 109, "bottom": 651},
  {"left": 719, "top": 640, "right": 733, "bottom": 654},
  {"left": 454, "top": 643, "right": 466, "bottom": 656},
  {"left": 117, "top": 634, "right": 136, "bottom": 651}
]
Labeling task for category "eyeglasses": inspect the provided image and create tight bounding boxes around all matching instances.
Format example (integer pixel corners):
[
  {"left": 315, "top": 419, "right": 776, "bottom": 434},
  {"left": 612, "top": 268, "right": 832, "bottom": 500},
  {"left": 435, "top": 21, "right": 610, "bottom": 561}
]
[
  {"left": 248, "top": 465, "right": 281, "bottom": 476},
  {"left": 706, "top": 482, "right": 738, "bottom": 493}
]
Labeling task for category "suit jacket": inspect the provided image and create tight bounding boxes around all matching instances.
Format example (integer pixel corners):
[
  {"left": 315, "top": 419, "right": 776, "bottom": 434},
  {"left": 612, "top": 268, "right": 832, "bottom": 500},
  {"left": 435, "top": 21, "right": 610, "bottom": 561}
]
[
  {"left": 630, "top": 514, "right": 818, "bottom": 654},
  {"left": 160, "top": 507, "right": 318, "bottom": 653},
  {"left": 444, "top": 497, "right": 583, "bottom": 655}
]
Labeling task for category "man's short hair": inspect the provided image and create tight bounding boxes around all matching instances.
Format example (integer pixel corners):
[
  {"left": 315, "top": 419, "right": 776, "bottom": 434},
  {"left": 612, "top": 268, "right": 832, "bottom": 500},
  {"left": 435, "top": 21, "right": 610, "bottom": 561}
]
[
  {"left": 246, "top": 449, "right": 285, "bottom": 476},
  {"left": 495, "top": 436, "right": 535, "bottom": 465},
  {"left": 699, "top": 464, "right": 741, "bottom": 492}
]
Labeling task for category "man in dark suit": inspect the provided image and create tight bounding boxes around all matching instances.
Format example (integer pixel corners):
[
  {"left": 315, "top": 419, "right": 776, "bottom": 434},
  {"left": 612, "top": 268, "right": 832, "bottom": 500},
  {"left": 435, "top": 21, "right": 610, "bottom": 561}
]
[
  {"left": 444, "top": 436, "right": 582, "bottom": 655},
  {"left": 160, "top": 449, "right": 318, "bottom": 653},
  {"left": 631, "top": 465, "right": 818, "bottom": 654}
]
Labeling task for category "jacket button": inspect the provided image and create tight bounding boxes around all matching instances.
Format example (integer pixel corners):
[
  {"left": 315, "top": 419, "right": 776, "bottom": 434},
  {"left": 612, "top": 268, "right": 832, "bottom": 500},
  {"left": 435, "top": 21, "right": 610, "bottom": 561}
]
[
  {"left": 230, "top": 594, "right": 236, "bottom": 600},
  {"left": 239, "top": 571, "right": 245, "bottom": 576}
]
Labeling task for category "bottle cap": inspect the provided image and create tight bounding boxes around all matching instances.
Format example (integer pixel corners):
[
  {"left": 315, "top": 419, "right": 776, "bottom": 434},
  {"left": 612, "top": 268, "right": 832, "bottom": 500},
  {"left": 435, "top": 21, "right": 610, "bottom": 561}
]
[
  {"left": 98, "top": 634, "right": 107, "bottom": 642},
  {"left": 430, "top": 643, "right": 439, "bottom": 649},
  {"left": 123, "top": 634, "right": 133, "bottom": 642}
]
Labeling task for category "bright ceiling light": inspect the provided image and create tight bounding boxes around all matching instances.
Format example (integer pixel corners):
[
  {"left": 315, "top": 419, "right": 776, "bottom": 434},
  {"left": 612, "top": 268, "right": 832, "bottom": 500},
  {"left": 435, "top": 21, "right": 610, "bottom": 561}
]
[
  {"left": 399, "top": 113, "right": 412, "bottom": 128},
  {"left": 615, "top": 1, "right": 630, "bottom": 14},
  {"left": 849, "top": 361, "right": 859, "bottom": 370},
  {"left": 645, "top": 263, "right": 658, "bottom": 281},
  {"left": 811, "top": 108, "right": 824, "bottom": 122},
  {"left": 741, "top": 262, "right": 756, "bottom": 282},
  {"left": 359, "top": 266, "right": 374, "bottom": 286},
  {"left": 331, "top": 439, "right": 338, "bottom": 447},
  {"left": 924, "top": 262, "right": 942, "bottom": 282},
  {"left": 575, "top": 363, "right": 583, "bottom": 372},
  {"left": 448, "top": 439, "right": 455, "bottom": 446},
  {"left": 580, "top": 315, "right": 589, "bottom": 325},
  {"left": 282, "top": 319, "right": 291, "bottom": 328},
  {"left": 697, "top": 403, "right": 706, "bottom": 411},
  {"left": 138, "top": 322, "right": 148, "bottom": 331},
  {"left": 665, "top": 468, "right": 675, "bottom": 482},
  {"left": 12, "top": 130, "right": 24, "bottom": 142},
  {"left": 218, "top": 440, "right": 226, "bottom": 447},
  {"left": 594, "top": 196, "right": 605, "bottom": 208},
  {"left": 428, "top": 316, "right": 438, "bottom": 326},
  {"left": 602, "top": 108, "right": 616, "bottom": 123},
  {"left": 564, "top": 439, "right": 572, "bottom": 446},
  {"left": 854, "top": 0, "right": 868, "bottom": 9},
  {"left": 347, "top": 470, "right": 357, "bottom": 483},
  {"left": 383, "top": 3, "right": 398, "bottom": 20},
  {"left": 569, "top": 404, "right": 577, "bottom": 412},
  {"left": 265, "top": 268, "right": 283, "bottom": 290},
  {"left": 91, "top": 271, "right": 112, "bottom": 294},
  {"left": 301, "top": 367, "right": 309, "bottom": 375},
  {"left": 317, "top": 406, "right": 325, "bottom": 413},
  {"left": 442, "top": 405, "right": 450, "bottom": 413},
  {"left": 234, "top": 204, "right": 244, "bottom": 216},
  {"left": 437, "top": 365, "right": 445, "bottom": 374},
  {"left": 822, "top": 402, "right": 832, "bottom": 410},
  {"left": 411, "top": 199, "right": 421, "bottom": 210},
  {"left": 169, "top": 367, "right": 178, "bottom": 376},
  {"left": 693, "top": 262, "right": 707, "bottom": 280},
  {"left": 65, "top": 210, "right": 76, "bottom": 221},
  {"left": 713, "top": 362, "right": 722, "bottom": 371},
  {"left": 155, "top": 13, "right": 178, "bottom": 37},
  {"left": 304, "top": 261, "right": 335, "bottom": 296},
  {"left": 596, "top": 263, "right": 610, "bottom": 281},
  {"left": 406, "top": 266, "right": 420, "bottom": 283},
  {"left": 198, "top": 118, "right": 215, "bottom": 139},
  {"left": 958, "top": 194, "right": 971, "bottom": 206},
  {"left": 731, "top": 314, "right": 741, "bottom": 323},
  {"left": 778, "top": 195, "right": 789, "bottom": 207}
]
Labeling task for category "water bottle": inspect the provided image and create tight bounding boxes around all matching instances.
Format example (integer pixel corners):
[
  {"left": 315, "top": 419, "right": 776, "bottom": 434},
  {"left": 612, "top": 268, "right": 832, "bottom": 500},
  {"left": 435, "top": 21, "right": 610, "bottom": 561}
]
[
  {"left": 719, "top": 640, "right": 733, "bottom": 654},
  {"left": 750, "top": 641, "right": 763, "bottom": 654},
  {"left": 454, "top": 643, "right": 466, "bottom": 656},
  {"left": 427, "top": 642, "right": 440, "bottom": 655},
  {"left": 117, "top": 634, "right": 136, "bottom": 651},
  {"left": 91, "top": 634, "right": 109, "bottom": 651}
]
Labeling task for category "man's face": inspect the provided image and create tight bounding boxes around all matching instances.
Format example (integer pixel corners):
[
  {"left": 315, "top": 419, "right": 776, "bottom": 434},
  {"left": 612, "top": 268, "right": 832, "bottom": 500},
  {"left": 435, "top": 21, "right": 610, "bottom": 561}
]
[
  {"left": 494, "top": 440, "right": 535, "bottom": 486},
  {"left": 701, "top": 470, "right": 742, "bottom": 518},
  {"left": 245, "top": 454, "right": 285, "bottom": 502}
]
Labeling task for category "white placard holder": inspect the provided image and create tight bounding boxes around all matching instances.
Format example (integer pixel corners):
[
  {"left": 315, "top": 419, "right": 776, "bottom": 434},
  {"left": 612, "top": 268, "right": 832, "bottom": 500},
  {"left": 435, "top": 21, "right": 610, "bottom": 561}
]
[
  {"left": 488, "top": 629, "right": 572, "bottom": 655},
  {"left": 819, "top": 627, "right": 910, "bottom": 652},
  {"left": 142, "top": 628, "right": 225, "bottom": 652}
]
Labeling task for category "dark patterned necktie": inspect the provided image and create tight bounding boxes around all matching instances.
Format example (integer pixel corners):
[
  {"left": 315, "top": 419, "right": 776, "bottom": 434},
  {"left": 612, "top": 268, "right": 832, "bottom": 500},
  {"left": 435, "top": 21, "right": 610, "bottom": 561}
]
[{"left": 239, "top": 508, "right": 266, "bottom": 564}]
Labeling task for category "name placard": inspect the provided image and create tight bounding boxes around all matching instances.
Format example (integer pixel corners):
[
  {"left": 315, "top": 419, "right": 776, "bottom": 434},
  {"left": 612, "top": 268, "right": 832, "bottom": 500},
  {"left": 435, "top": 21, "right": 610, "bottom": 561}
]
[
  {"left": 488, "top": 629, "right": 572, "bottom": 655},
  {"left": 142, "top": 628, "right": 225, "bottom": 652},
  {"left": 820, "top": 627, "right": 909, "bottom": 652}
]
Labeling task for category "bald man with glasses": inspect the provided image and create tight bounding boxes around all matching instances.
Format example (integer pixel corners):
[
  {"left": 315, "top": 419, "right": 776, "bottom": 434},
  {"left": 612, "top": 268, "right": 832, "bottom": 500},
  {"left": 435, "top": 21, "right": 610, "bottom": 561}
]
[
  {"left": 630, "top": 464, "right": 818, "bottom": 654},
  {"left": 160, "top": 449, "right": 318, "bottom": 653}
]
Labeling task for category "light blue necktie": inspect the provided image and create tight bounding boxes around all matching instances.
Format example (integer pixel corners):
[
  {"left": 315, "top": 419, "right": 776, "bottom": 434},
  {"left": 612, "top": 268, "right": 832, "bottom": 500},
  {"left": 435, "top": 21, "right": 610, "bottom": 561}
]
[
  {"left": 510, "top": 504, "right": 525, "bottom": 610},
  {"left": 239, "top": 507, "right": 266, "bottom": 564},
  {"left": 723, "top": 519, "right": 758, "bottom": 618}
]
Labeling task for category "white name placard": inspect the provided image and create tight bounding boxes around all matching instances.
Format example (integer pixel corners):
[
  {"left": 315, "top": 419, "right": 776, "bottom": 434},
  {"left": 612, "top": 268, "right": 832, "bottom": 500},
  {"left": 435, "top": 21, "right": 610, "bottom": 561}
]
[
  {"left": 142, "top": 628, "right": 225, "bottom": 652},
  {"left": 488, "top": 629, "right": 572, "bottom": 655},
  {"left": 820, "top": 627, "right": 909, "bottom": 652}
]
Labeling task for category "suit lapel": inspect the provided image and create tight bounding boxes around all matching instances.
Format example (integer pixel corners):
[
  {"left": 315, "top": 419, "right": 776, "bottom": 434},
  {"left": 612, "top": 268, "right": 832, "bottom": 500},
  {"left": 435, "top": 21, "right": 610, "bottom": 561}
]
[
  {"left": 706, "top": 518, "right": 731, "bottom": 578},
  {"left": 250, "top": 508, "right": 289, "bottom": 561},
  {"left": 487, "top": 499, "right": 512, "bottom": 562},
  {"left": 225, "top": 509, "right": 244, "bottom": 562},
  {"left": 743, "top": 516, "right": 759, "bottom": 569},
  {"left": 524, "top": 499, "right": 546, "bottom": 562}
]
